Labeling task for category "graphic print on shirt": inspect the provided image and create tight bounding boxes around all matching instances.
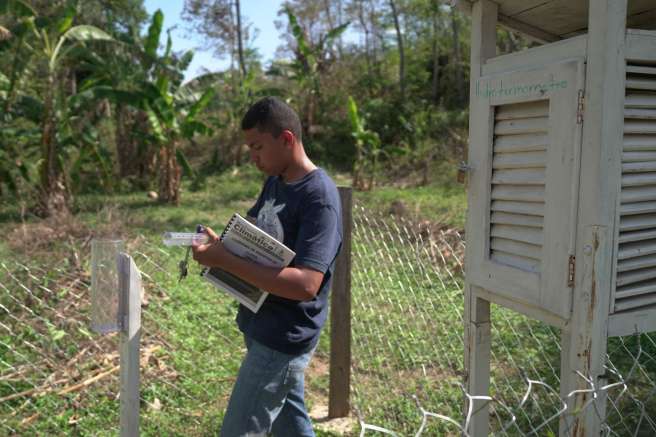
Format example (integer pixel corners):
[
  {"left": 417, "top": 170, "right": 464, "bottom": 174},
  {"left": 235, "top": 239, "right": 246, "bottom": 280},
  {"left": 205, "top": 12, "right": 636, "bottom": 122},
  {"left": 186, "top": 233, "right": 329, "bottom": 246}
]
[{"left": 257, "top": 198, "right": 285, "bottom": 242}]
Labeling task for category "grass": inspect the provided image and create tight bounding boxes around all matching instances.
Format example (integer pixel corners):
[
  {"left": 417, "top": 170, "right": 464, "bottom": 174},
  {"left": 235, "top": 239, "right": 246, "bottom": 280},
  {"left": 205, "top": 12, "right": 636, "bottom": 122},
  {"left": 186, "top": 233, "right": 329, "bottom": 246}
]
[
  {"left": 1, "top": 165, "right": 653, "bottom": 436},
  {"left": 1, "top": 164, "right": 466, "bottom": 436}
]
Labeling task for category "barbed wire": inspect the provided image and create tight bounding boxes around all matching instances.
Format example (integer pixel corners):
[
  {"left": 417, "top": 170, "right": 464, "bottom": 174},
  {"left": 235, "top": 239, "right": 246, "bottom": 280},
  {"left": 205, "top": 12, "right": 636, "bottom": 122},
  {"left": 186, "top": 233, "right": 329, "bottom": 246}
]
[{"left": 0, "top": 203, "right": 654, "bottom": 436}]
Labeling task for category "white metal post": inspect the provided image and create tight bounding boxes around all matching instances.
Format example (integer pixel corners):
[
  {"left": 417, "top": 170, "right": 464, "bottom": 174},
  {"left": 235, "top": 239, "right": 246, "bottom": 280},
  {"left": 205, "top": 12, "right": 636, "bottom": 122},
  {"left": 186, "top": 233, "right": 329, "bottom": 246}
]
[
  {"left": 118, "top": 253, "right": 142, "bottom": 437},
  {"left": 560, "top": 0, "right": 628, "bottom": 435},
  {"left": 464, "top": 1, "right": 497, "bottom": 436}
]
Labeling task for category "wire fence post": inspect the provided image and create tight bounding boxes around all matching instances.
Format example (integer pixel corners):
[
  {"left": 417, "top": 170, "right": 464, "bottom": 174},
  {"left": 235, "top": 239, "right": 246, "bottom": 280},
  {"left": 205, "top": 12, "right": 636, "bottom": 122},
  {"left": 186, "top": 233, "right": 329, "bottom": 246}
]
[
  {"left": 118, "top": 253, "right": 142, "bottom": 437},
  {"left": 329, "top": 186, "right": 353, "bottom": 418}
]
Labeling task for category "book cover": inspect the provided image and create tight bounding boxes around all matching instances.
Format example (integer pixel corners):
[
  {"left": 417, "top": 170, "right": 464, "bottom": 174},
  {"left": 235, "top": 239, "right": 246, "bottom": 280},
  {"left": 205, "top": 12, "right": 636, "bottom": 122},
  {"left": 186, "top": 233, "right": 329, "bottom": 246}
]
[{"left": 201, "top": 213, "right": 295, "bottom": 313}]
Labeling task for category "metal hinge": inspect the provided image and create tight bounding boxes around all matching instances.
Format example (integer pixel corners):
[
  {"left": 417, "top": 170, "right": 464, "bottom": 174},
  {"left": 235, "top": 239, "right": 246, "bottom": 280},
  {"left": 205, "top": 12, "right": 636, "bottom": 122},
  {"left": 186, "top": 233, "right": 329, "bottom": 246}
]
[
  {"left": 568, "top": 255, "right": 576, "bottom": 287},
  {"left": 576, "top": 90, "right": 585, "bottom": 124}
]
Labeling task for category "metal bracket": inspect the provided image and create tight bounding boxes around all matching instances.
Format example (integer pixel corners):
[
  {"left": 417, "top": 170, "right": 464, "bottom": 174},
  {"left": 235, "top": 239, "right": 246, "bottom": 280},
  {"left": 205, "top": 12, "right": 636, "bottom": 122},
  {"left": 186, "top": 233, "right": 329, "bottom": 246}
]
[
  {"left": 568, "top": 255, "right": 576, "bottom": 287},
  {"left": 576, "top": 89, "right": 585, "bottom": 124},
  {"left": 457, "top": 161, "right": 472, "bottom": 184}
]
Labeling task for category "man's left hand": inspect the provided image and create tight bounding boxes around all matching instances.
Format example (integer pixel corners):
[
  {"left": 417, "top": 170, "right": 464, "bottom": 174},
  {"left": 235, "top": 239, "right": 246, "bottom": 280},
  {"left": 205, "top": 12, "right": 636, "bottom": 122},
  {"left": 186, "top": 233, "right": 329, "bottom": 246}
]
[{"left": 191, "top": 226, "right": 226, "bottom": 267}]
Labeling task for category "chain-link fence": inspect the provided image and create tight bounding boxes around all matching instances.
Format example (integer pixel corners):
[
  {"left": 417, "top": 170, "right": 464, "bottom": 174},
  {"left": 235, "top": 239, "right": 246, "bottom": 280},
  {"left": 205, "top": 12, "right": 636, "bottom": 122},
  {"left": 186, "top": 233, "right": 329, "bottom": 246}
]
[{"left": 1, "top": 204, "right": 655, "bottom": 436}]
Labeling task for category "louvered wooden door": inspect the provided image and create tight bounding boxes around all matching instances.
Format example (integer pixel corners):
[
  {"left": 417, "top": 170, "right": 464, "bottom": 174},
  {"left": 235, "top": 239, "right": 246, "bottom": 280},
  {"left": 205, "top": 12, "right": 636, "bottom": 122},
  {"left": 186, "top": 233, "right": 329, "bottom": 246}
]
[
  {"left": 467, "top": 59, "right": 585, "bottom": 319},
  {"left": 612, "top": 63, "right": 656, "bottom": 312}
]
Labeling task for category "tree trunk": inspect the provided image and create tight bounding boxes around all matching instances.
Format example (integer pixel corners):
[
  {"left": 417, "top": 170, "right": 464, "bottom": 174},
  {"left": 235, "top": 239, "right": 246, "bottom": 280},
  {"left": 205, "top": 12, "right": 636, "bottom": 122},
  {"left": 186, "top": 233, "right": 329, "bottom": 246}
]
[
  {"left": 357, "top": 0, "right": 371, "bottom": 78},
  {"left": 450, "top": 6, "right": 465, "bottom": 107},
  {"left": 39, "top": 73, "right": 69, "bottom": 217},
  {"left": 235, "top": 0, "right": 246, "bottom": 79},
  {"left": 158, "top": 141, "right": 181, "bottom": 205},
  {"left": 431, "top": 5, "right": 441, "bottom": 105},
  {"left": 389, "top": 0, "right": 405, "bottom": 99},
  {"left": 115, "top": 103, "right": 140, "bottom": 178}
]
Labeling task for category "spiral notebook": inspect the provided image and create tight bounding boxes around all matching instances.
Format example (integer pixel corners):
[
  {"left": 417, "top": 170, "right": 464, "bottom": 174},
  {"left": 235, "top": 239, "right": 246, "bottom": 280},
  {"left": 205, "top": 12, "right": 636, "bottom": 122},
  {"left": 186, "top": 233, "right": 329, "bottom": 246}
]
[{"left": 201, "top": 213, "right": 295, "bottom": 313}]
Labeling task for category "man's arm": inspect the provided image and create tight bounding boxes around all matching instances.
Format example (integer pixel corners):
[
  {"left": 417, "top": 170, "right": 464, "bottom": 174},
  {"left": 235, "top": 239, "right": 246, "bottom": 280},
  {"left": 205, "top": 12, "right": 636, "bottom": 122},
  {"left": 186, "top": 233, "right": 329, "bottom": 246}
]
[{"left": 192, "top": 230, "right": 323, "bottom": 301}]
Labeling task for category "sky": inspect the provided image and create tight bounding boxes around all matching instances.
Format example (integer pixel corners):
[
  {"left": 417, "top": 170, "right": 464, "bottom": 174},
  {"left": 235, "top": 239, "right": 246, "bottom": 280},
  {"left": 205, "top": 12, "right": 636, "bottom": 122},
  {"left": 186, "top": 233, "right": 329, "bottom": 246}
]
[{"left": 143, "top": 0, "right": 285, "bottom": 81}]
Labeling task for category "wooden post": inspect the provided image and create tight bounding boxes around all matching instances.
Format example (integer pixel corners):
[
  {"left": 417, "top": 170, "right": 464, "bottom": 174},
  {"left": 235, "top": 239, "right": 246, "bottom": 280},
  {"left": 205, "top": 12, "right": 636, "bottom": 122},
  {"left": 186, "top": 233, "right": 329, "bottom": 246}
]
[
  {"left": 464, "top": 1, "right": 497, "bottom": 436},
  {"left": 560, "top": 1, "right": 627, "bottom": 435},
  {"left": 329, "top": 186, "right": 352, "bottom": 418},
  {"left": 465, "top": 287, "right": 491, "bottom": 436},
  {"left": 118, "top": 253, "right": 142, "bottom": 437}
]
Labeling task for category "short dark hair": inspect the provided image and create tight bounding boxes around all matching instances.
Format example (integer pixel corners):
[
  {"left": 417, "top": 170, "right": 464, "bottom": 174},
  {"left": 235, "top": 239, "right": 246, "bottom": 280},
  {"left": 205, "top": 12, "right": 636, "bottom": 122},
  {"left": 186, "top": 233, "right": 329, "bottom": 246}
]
[{"left": 241, "top": 97, "right": 302, "bottom": 143}]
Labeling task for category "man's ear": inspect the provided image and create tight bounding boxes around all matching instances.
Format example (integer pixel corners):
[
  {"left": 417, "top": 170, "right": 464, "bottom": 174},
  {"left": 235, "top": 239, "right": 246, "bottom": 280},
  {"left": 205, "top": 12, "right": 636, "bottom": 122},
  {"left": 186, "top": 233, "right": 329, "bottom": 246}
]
[{"left": 280, "top": 130, "right": 295, "bottom": 148}]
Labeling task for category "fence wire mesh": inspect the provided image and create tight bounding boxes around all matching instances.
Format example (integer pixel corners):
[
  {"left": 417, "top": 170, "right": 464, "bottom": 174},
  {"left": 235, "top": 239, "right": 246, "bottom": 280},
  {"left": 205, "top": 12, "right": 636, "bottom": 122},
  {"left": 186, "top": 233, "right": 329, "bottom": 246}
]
[{"left": 0, "top": 203, "right": 654, "bottom": 436}]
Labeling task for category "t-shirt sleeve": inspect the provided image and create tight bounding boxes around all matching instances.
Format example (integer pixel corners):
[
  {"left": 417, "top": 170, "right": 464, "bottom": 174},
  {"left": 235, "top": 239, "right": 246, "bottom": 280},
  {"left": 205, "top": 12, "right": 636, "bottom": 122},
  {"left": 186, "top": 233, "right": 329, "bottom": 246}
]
[{"left": 293, "top": 202, "right": 342, "bottom": 274}]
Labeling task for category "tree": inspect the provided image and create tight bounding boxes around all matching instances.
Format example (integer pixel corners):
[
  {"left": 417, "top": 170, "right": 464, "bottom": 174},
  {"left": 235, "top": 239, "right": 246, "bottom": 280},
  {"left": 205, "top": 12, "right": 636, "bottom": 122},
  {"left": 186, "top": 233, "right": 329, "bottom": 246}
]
[
  {"left": 275, "top": 5, "right": 348, "bottom": 136},
  {"left": 1, "top": 1, "right": 115, "bottom": 216},
  {"left": 90, "top": 10, "right": 215, "bottom": 204},
  {"left": 182, "top": 0, "right": 253, "bottom": 79},
  {"left": 388, "top": 0, "right": 405, "bottom": 99}
]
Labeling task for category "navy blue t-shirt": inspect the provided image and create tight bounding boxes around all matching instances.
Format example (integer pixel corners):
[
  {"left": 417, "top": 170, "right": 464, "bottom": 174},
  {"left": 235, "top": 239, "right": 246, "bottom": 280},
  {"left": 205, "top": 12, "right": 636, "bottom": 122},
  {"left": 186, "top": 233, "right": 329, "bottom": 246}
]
[{"left": 238, "top": 168, "right": 342, "bottom": 354}]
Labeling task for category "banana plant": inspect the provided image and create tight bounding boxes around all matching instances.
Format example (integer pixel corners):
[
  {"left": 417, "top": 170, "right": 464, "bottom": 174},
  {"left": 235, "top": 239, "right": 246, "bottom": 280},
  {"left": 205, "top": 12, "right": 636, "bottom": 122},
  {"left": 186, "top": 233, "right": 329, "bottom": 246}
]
[
  {"left": 281, "top": 6, "right": 349, "bottom": 135},
  {"left": 1, "top": 0, "right": 114, "bottom": 216},
  {"left": 84, "top": 9, "right": 215, "bottom": 204},
  {"left": 348, "top": 96, "right": 381, "bottom": 190}
]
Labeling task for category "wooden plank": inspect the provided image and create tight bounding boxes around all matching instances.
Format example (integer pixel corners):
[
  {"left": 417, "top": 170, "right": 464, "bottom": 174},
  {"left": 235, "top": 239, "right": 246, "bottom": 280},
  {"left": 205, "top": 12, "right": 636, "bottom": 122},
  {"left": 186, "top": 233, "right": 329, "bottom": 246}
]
[
  {"left": 620, "top": 200, "right": 656, "bottom": 215},
  {"left": 495, "top": 100, "right": 549, "bottom": 120},
  {"left": 619, "top": 228, "right": 656, "bottom": 243},
  {"left": 615, "top": 279, "right": 656, "bottom": 300},
  {"left": 622, "top": 152, "right": 656, "bottom": 162},
  {"left": 627, "top": 9, "right": 656, "bottom": 29},
  {"left": 490, "top": 223, "right": 543, "bottom": 245},
  {"left": 617, "top": 238, "right": 656, "bottom": 260},
  {"left": 625, "top": 94, "right": 656, "bottom": 109},
  {"left": 473, "top": 286, "right": 567, "bottom": 328},
  {"left": 464, "top": 289, "right": 492, "bottom": 437},
  {"left": 491, "top": 168, "right": 546, "bottom": 185},
  {"left": 622, "top": 161, "right": 656, "bottom": 173},
  {"left": 329, "top": 186, "right": 352, "bottom": 418},
  {"left": 608, "top": 306, "right": 656, "bottom": 336},
  {"left": 565, "top": 1, "right": 627, "bottom": 433},
  {"left": 490, "top": 237, "right": 542, "bottom": 260},
  {"left": 626, "top": 65, "right": 656, "bottom": 75},
  {"left": 617, "top": 267, "right": 656, "bottom": 286},
  {"left": 626, "top": 30, "right": 656, "bottom": 63},
  {"left": 483, "top": 35, "right": 587, "bottom": 76},
  {"left": 621, "top": 186, "right": 656, "bottom": 204},
  {"left": 627, "top": 0, "right": 656, "bottom": 15},
  {"left": 624, "top": 108, "right": 656, "bottom": 120},
  {"left": 494, "top": 133, "right": 548, "bottom": 153},
  {"left": 626, "top": 77, "right": 656, "bottom": 91},
  {"left": 511, "top": 0, "right": 588, "bottom": 37},
  {"left": 492, "top": 151, "right": 546, "bottom": 169},
  {"left": 491, "top": 251, "right": 540, "bottom": 272},
  {"left": 617, "top": 253, "right": 656, "bottom": 272},
  {"left": 464, "top": 4, "right": 497, "bottom": 434},
  {"left": 619, "top": 214, "right": 656, "bottom": 232},
  {"left": 624, "top": 120, "right": 656, "bottom": 134},
  {"left": 622, "top": 173, "right": 656, "bottom": 185},
  {"left": 497, "top": 13, "right": 561, "bottom": 43},
  {"left": 615, "top": 293, "right": 656, "bottom": 312},
  {"left": 491, "top": 211, "right": 544, "bottom": 228},
  {"left": 494, "top": 0, "right": 553, "bottom": 18},
  {"left": 624, "top": 135, "right": 656, "bottom": 151},
  {"left": 494, "top": 117, "right": 548, "bottom": 135},
  {"left": 491, "top": 184, "right": 545, "bottom": 202},
  {"left": 491, "top": 199, "right": 545, "bottom": 216}
]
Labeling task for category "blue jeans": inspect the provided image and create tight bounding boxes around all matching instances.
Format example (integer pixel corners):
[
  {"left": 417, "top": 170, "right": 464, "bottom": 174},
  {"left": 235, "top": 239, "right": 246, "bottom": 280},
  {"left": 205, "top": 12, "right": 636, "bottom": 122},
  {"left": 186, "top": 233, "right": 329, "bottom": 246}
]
[{"left": 220, "top": 336, "right": 316, "bottom": 437}]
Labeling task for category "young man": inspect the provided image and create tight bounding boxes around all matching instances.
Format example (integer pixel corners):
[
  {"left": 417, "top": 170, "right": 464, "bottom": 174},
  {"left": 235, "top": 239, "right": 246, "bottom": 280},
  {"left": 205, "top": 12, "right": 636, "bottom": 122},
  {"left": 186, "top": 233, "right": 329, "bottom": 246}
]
[{"left": 192, "top": 97, "right": 343, "bottom": 436}]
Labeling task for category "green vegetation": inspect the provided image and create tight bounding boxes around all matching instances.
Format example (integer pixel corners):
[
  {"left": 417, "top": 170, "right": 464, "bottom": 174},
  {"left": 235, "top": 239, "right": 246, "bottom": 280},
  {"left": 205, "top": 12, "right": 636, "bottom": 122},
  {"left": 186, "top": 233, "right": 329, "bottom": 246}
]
[
  {"left": 2, "top": 1, "right": 654, "bottom": 436},
  {"left": 0, "top": 164, "right": 467, "bottom": 436}
]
